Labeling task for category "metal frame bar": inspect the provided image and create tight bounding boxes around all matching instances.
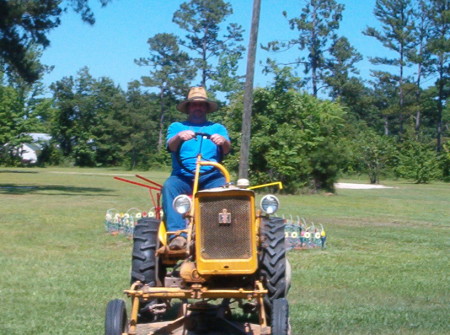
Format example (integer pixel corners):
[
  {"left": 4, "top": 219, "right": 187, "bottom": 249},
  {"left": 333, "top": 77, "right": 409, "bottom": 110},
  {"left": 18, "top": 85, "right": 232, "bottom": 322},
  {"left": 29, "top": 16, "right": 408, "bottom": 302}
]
[{"left": 125, "top": 281, "right": 267, "bottom": 301}]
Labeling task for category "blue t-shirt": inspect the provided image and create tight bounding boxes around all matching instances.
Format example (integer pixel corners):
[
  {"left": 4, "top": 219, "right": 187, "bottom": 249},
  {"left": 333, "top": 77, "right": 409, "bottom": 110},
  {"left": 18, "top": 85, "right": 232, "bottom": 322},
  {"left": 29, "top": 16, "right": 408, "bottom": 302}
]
[{"left": 166, "top": 121, "right": 230, "bottom": 177}]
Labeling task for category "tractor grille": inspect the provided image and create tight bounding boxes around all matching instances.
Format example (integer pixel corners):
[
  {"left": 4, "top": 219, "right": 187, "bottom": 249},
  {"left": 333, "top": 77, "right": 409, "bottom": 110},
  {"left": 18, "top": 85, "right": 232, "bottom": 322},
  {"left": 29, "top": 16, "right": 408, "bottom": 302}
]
[{"left": 199, "top": 195, "right": 252, "bottom": 259}]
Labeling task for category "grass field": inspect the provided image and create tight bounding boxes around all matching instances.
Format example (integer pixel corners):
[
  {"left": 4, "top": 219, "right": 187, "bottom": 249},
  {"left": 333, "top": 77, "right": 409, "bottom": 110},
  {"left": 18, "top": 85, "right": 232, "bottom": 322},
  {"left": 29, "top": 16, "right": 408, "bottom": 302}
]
[{"left": 0, "top": 167, "right": 448, "bottom": 335}]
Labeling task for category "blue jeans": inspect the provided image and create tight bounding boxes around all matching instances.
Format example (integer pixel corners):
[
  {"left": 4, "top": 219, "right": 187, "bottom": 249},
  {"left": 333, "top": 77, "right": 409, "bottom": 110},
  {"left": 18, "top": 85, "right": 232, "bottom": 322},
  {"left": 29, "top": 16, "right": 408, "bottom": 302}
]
[{"left": 162, "top": 172, "right": 226, "bottom": 234}]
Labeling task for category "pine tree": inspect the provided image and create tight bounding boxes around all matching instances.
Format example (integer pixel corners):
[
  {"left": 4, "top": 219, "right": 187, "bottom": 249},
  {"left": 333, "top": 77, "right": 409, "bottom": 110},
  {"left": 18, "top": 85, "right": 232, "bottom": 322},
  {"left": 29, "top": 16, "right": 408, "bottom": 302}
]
[
  {"left": 265, "top": 0, "right": 344, "bottom": 97},
  {"left": 0, "top": 0, "right": 111, "bottom": 83},
  {"left": 425, "top": 0, "right": 450, "bottom": 152},
  {"left": 135, "top": 33, "right": 195, "bottom": 151},
  {"left": 364, "top": 0, "right": 417, "bottom": 135},
  {"left": 324, "top": 36, "right": 362, "bottom": 99},
  {"left": 172, "top": 0, "right": 244, "bottom": 91}
]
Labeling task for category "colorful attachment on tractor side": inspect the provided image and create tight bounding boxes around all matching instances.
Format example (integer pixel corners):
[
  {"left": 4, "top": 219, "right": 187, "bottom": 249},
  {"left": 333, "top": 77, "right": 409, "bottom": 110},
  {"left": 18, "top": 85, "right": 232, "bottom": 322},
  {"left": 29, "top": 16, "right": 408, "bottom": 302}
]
[
  {"left": 283, "top": 216, "right": 327, "bottom": 250},
  {"left": 104, "top": 175, "right": 164, "bottom": 236},
  {"left": 104, "top": 207, "right": 162, "bottom": 236},
  {"left": 113, "top": 174, "right": 163, "bottom": 219}
]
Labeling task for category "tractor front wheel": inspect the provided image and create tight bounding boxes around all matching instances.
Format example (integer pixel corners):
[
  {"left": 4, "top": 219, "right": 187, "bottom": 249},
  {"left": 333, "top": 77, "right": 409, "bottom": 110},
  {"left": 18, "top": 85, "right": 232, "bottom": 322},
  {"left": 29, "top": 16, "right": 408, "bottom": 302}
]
[
  {"left": 131, "top": 218, "right": 160, "bottom": 285},
  {"left": 105, "top": 299, "right": 128, "bottom": 335},
  {"left": 131, "top": 217, "right": 162, "bottom": 321},
  {"left": 259, "top": 217, "right": 289, "bottom": 324}
]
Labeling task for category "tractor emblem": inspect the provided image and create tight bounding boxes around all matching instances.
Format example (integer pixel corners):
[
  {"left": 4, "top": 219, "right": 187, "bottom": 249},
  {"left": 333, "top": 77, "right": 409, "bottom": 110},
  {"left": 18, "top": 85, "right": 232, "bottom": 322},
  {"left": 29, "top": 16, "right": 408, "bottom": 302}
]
[{"left": 218, "top": 208, "right": 231, "bottom": 225}]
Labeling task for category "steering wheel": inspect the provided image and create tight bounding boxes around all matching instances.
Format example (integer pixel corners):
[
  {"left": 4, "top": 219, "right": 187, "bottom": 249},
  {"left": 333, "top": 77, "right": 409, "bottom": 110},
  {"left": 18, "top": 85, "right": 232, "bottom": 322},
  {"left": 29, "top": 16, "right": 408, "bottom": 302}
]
[{"left": 175, "top": 132, "right": 223, "bottom": 175}]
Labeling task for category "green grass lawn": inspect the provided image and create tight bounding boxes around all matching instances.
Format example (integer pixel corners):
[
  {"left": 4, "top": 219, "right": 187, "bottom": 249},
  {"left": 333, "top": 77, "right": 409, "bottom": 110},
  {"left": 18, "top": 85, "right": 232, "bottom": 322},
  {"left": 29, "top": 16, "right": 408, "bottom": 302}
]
[{"left": 0, "top": 167, "right": 448, "bottom": 334}]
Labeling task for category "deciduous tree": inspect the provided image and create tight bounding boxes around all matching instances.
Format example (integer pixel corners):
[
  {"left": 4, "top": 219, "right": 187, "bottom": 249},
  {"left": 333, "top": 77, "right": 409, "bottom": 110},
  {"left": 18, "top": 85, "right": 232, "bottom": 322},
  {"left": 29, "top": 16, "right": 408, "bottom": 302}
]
[
  {"left": 50, "top": 67, "right": 124, "bottom": 166},
  {"left": 225, "top": 68, "right": 346, "bottom": 192}
]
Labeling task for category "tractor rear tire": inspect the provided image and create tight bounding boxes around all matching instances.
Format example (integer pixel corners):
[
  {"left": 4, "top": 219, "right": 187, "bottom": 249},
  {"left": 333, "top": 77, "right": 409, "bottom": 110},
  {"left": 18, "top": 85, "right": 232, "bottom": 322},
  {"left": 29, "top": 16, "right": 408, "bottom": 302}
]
[
  {"left": 259, "top": 216, "right": 288, "bottom": 324},
  {"left": 131, "top": 218, "right": 160, "bottom": 286},
  {"left": 271, "top": 298, "right": 290, "bottom": 335},
  {"left": 105, "top": 299, "right": 128, "bottom": 335}
]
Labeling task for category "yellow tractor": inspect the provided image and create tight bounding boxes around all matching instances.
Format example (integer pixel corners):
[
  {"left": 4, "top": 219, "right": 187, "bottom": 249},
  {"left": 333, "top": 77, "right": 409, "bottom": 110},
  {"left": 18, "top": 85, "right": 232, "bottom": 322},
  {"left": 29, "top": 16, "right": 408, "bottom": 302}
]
[{"left": 105, "top": 133, "right": 290, "bottom": 335}]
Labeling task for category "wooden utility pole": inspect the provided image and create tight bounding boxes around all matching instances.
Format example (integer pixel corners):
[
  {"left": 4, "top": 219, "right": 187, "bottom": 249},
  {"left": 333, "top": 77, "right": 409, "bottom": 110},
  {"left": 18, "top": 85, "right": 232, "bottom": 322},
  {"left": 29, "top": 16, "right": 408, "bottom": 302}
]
[{"left": 239, "top": 0, "right": 261, "bottom": 179}]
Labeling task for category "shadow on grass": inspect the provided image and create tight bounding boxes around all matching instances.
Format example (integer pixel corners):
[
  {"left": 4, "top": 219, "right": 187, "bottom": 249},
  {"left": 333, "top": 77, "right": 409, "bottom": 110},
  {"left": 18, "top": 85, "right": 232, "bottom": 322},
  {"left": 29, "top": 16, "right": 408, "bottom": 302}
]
[
  {"left": 147, "top": 300, "right": 258, "bottom": 324},
  {"left": 0, "top": 170, "right": 38, "bottom": 174},
  {"left": 0, "top": 183, "right": 114, "bottom": 196}
]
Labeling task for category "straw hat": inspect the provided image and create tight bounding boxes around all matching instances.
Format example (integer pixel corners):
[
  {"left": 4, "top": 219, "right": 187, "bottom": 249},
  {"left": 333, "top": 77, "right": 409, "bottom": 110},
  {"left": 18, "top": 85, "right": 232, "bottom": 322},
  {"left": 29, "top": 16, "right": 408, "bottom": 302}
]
[{"left": 176, "top": 87, "right": 218, "bottom": 113}]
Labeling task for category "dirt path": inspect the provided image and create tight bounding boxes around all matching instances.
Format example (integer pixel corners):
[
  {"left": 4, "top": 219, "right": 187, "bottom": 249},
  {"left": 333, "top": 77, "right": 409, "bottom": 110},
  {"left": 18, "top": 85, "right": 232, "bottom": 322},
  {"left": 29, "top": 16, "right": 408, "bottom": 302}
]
[{"left": 335, "top": 183, "right": 394, "bottom": 189}]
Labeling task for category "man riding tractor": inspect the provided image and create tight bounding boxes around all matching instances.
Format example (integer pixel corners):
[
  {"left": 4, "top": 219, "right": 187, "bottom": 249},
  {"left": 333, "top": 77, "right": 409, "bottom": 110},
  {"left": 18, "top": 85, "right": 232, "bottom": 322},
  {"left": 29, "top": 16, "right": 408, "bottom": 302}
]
[
  {"left": 162, "top": 87, "right": 231, "bottom": 251},
  {"left": 105, "top": 87, "right": 291, "bottom": 335}
]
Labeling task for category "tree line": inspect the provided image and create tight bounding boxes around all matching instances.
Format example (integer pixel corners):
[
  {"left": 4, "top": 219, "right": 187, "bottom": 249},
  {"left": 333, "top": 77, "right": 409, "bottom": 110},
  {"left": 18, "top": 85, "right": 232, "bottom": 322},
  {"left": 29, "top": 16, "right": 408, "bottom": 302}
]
[{"left": 0, "top": 0, "right": 449, "bottom": 192}]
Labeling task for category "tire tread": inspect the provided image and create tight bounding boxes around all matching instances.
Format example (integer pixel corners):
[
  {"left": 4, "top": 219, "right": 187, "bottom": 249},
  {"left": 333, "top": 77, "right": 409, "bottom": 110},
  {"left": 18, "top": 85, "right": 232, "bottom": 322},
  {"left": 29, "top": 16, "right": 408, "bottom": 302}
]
[{"left": 259, "top": 217, "right": 287, "bottom": 323}]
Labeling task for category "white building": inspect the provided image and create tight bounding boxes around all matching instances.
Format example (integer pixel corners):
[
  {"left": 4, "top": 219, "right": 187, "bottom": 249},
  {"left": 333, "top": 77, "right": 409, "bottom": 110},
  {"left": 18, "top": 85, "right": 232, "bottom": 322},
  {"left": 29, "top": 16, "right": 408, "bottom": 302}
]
[{"left": 19, "top": 133, "right": 52, "bottom": 164}]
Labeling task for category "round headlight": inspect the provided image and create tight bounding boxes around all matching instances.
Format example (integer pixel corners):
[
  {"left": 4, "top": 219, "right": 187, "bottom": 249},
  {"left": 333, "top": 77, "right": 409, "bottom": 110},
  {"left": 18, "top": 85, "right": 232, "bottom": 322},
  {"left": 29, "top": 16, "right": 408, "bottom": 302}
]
[
  {"left": 260, "top": 194, "right": 280, "bottom": 214},
  {"left": 173, "top": 195, "right": 192, "bottom": 214}
]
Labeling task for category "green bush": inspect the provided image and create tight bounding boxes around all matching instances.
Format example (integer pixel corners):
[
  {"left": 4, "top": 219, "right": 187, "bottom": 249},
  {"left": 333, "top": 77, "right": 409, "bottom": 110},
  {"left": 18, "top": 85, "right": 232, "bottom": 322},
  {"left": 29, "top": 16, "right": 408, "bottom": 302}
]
[
  {"left": 395, "top": 139, "right": 440, "bottom": 184},
  {"left": 225, "top": 87, "right": 347, "bottom": 193},
  {"left": 351, "top": 128, "right": 396, "bottom": 184}
]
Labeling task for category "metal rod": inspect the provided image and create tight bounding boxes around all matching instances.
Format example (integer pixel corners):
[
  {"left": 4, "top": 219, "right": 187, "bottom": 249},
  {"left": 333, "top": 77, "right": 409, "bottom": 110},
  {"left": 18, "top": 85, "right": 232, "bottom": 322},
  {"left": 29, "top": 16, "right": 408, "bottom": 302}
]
[
  {"left": 114, "top": 176, "right": 161, "bottom": 191},
  {"left": 135, "top": 174, "right": 163, "bottom": 188}
]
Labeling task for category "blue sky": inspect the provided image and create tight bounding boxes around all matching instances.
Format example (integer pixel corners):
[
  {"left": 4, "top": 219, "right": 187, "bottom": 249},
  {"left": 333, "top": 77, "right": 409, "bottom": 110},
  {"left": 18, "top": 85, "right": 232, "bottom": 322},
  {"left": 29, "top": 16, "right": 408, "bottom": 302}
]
[{"left": 40, "top": 0, "right": 401, "bottom": 95}]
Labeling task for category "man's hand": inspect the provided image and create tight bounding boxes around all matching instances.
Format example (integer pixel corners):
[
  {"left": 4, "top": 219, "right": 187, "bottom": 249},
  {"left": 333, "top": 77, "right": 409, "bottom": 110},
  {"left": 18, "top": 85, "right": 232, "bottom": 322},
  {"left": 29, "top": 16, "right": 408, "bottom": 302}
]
[
  {"left": 210, "top": 134, "right": 227, "bottom": 146},
  {"left": 167, "top": 130, "right": 195, "bottom": 152},
  {"left": 210, "top": 134, "right": 231, "bottom": 154},
  {"left": 177, "top": 130, "right": 196, "bottom": 141}
]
